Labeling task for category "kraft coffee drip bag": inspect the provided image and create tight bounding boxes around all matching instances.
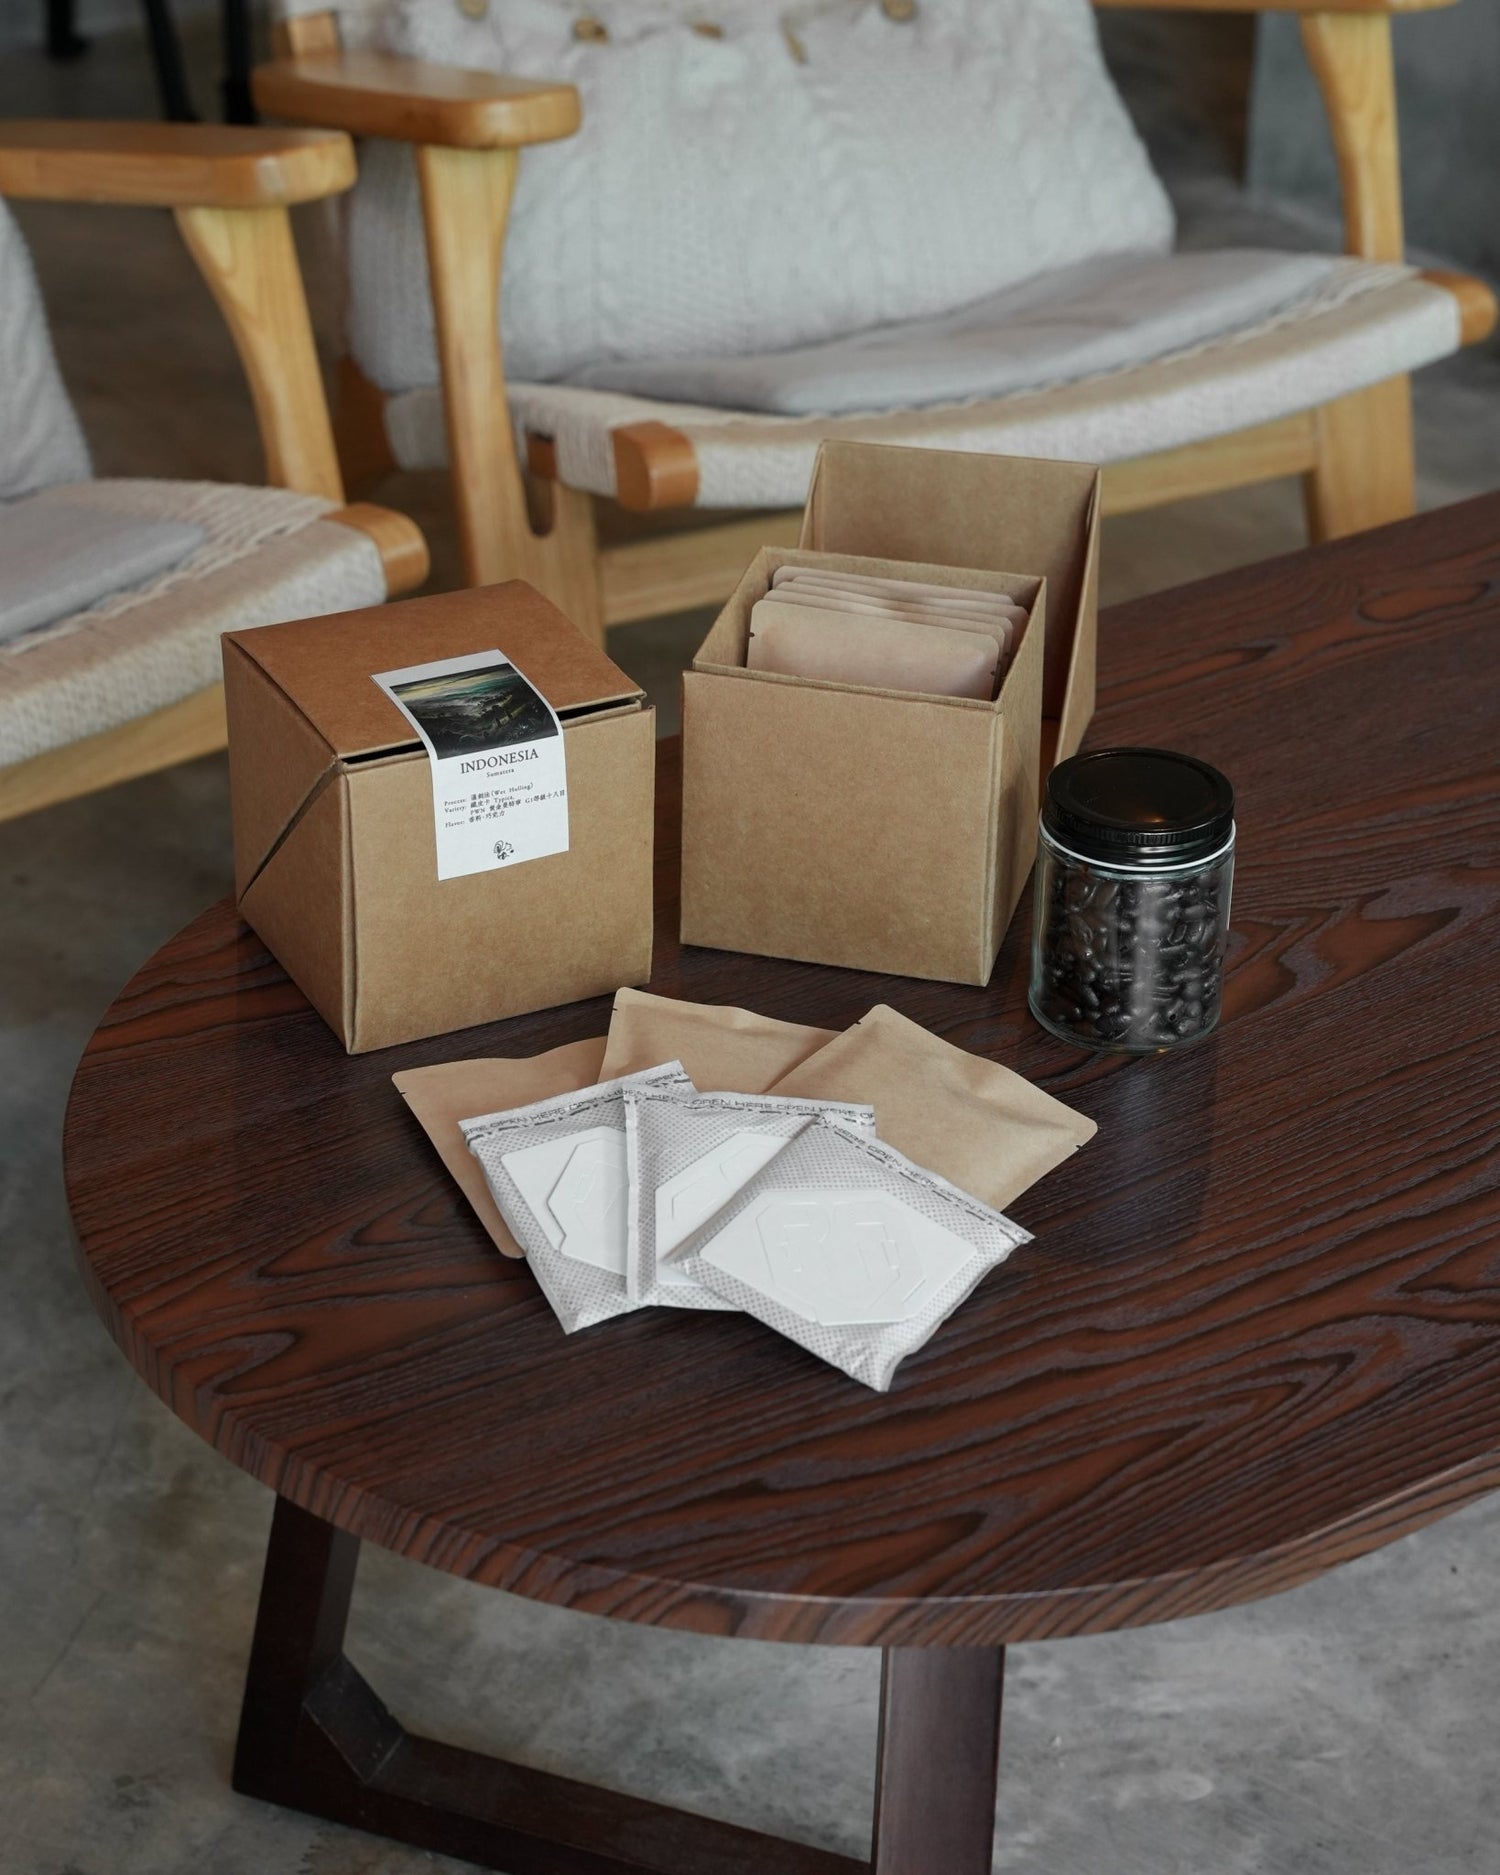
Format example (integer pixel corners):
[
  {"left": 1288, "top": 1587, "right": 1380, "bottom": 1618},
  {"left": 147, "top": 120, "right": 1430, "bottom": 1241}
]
[
  {"left": 598, "top": 987, "right": 835, "bottom": 1091},
  {"left": 415, "top": 992, "right": 1096, "bottom": 1389}
]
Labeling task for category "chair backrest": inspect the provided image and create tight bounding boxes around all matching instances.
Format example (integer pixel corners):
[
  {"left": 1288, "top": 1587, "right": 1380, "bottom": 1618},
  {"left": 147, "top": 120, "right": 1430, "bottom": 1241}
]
[
  {"left": 343, "top": 0, "right": 1174, "bottom": 392},
  {"left": 0, "top": 203, "right": 91, "bottom": 501},
  {"left": 275, "top": 0, "right": 386, "bottom": 51},
  {"left": 274, "top": 1, "right": 867, "bottom": 52}
]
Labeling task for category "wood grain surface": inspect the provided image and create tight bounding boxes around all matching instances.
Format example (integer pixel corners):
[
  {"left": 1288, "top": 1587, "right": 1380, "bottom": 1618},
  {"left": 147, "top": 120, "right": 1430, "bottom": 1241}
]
[
  {"left": 252, "top": 53, "right": 581, "bottom": 151},
  {"left": 0, "top": 120, "right": 355, "bottom": 208},
  {"left": 64, "top": 495, "right": 1500, "bottom": 1648}
]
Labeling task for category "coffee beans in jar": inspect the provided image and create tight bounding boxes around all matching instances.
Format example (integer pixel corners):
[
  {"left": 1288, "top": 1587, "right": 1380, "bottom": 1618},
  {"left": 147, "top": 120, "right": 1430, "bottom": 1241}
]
[{"left": 1029, "top": 748, "right": 1235, "bottom": 1053}]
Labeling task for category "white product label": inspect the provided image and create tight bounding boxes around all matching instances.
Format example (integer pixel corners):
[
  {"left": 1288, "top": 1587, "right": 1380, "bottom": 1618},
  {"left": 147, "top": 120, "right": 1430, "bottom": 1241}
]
[
  {"left": 700, "top": 1188, "right": 973, "bottom": 1326},
  {"left": 654, "top": 1130, "right": 791, "bottom": 1281},
  {"left": 372, "top": 648, "right": 568, "bottom": 881},
  {"left": 501, "top": 1126, "right": 629, "bottom": 1274}
]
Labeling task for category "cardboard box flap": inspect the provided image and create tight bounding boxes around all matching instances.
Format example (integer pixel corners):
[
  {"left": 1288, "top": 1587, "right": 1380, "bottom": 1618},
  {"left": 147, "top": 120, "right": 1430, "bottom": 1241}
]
[
  {"left": 223, "top": 636, "right": 342, "bottom": 897},
  {"left": 223, "top": 580, "right": 643, "bottom": 763},
  {"left": 237, "top": 766, "right": 353, "bottom": 1039},
  {"left": 799, "top": 441, "right": 1099, "bottom": 719},
  {"left": 1054, "top": 492, "right": 1101, "bottom": 764}
]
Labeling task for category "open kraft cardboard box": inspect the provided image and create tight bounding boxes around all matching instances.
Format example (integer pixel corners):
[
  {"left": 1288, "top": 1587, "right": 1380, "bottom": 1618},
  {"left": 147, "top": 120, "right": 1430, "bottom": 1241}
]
[
  {"left": 224, "top": 581, "right": 655, "bottom": 1053},
  {"left": 680, "top": 441, "right": 1101, "bottom": 986}
]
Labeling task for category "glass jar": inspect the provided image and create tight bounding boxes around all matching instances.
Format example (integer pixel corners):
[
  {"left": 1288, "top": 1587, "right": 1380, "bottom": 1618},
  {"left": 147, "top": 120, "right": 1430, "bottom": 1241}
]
[{"left": 1029, "top": 747, "right": 1235, "bottom": 1053}]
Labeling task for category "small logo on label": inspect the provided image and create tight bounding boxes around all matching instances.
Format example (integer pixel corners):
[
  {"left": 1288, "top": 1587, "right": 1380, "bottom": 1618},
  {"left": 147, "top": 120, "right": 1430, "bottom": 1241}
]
[{"left": 493, "top": 839, "right": 514, "bottom": 861}]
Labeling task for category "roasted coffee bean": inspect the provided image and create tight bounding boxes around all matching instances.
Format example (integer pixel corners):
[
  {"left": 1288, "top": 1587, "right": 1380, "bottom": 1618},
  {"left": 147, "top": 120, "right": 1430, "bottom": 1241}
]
[
  {"left": 1030, "top": 848, "right": 1233, "bottom": 1052},
  {"left": 1030, "top": 749, "right": 1235, "bottom": 1052}
]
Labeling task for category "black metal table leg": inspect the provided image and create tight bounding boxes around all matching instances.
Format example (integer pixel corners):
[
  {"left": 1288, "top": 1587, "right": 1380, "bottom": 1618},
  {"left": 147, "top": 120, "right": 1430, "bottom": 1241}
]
[
  {"left": 141, "top": 0, "right": 197, "bottom": 121},
  {"left": 871, "top": 1646, "right": 1005, "bottom": 1875},
  {"left": 220, "top": 0, "right": 256, "bottom": 125},
  {"left": 46, "top": 0, "right": 87, "bottom": 60}
]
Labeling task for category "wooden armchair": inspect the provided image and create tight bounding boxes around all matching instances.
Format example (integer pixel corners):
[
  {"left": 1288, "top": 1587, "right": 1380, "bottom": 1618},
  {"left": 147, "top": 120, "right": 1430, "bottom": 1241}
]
[
  {"left": 0, "top": 120, "right": 428, "bottom": 824},
  {"left": 256, "top": 0, "right": 1494, "bottom": 646}
]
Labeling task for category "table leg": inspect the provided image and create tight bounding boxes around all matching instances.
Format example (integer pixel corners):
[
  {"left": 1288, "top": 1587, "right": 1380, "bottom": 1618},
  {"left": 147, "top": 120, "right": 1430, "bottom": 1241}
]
[
  {"left": 141, "top": 0, "right": 198, "bottom": 122},
  {"left": 233, "top": 1494, "right": 868, "bottom": 1875},
  {"left": 46, "top": 0, "right": 88, "bottom": 60},
  {"left": 219, "top": 0, "right": 256, "bottom": 125},
  {"left": 232, "top": 1494, "right": 361, "bottom": 1804},
  {"left": 871, "top": 1646, "right": 1005, "bottom": 1875}
]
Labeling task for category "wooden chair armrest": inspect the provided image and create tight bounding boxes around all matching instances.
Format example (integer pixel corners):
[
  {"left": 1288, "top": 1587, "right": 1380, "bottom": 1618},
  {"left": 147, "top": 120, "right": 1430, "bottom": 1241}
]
[
  {"left": 1091, "top": 0, "right": 1454, "bottom": 13},
  {"left": 1421, "top": 269, "right": 1498, "bottom": 347},
  {"left": 326, "top": 502, "right": 430, "bottom": 596},
  {"left": 253, "top": 51, "right": 580, "bottom": 149},
  {"left": 0, "top": 121, "right": 354, "bottom": 208}
]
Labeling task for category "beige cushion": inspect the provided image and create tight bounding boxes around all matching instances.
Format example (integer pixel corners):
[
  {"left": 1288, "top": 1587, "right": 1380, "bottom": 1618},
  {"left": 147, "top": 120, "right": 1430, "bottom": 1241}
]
[
  {"left": 0, "top": 481, "right": 387, "bottom": 767},
  {"left": 572, "top": 249, "right": 1348, "bottom": 414},
  {"left": 380, "top": 257, "right": 1463, "bottom": 505},
  {"left": 0, "top": 499, "right": 204, "bottom": 642}
]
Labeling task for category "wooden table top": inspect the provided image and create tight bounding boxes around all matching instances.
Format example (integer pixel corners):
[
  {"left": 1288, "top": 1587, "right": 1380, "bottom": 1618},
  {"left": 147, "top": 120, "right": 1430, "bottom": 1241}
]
[{"left": 64, "top": 495, "right": 1500, "bottom": 1649}]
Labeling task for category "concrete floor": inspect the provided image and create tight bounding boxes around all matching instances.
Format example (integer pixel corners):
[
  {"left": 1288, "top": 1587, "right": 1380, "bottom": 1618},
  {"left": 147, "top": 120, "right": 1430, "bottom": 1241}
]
[{"left": 3, "top": 14, "right": 1500, "bottom": 1875}]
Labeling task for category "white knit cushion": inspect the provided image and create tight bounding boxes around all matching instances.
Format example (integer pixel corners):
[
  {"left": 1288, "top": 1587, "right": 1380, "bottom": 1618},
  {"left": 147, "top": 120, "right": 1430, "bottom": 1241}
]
[
  {"left": 277, "top": 0, "right": 386, "bottom": 47},
  {"left": 0, "top": 203, "right": 92, "bottom": 500},
  {"left": 349, "top": 0, "right": 1174, "bottom": 392},
  {"left": 0, "top": 481, "right": 388, "bottom": 767},
  {"left": 280, "top": 0, "right": 780, "bottom": 35}
]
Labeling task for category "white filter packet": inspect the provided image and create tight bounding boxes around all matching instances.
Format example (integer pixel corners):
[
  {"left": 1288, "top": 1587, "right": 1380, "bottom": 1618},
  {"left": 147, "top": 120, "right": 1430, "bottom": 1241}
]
[
  {"left": 460, "top": 1061, "right": 693, "bottom": 1332},
  {"left": 623, "top": 1084, "right": 876, "bottom": 1311},
  {"left": 676, "top": 1117, "right": 1031, "bottom": 1391}
]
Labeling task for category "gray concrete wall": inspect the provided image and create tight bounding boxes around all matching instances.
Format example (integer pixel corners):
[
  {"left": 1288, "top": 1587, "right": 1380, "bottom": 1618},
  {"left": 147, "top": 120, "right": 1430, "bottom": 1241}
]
[{"left": 1249, "top": 8, "right": 1500, "bottom": 280}]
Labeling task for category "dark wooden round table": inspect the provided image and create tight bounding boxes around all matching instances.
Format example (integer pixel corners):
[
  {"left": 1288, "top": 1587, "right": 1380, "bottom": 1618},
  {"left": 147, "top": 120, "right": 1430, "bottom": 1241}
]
[{"left": 64, "top": 497, "right": 1500, "bottom": 1875}]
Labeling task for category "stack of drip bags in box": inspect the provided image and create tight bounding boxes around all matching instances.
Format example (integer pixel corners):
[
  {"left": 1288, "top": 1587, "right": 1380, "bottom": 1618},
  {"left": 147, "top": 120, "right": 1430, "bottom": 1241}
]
[
  {"left": 747, "top": 567, "right": 1028, "bottom": 698},
  {"left": 395, "top": 991, "right": 1095, "bottom": 1392}
]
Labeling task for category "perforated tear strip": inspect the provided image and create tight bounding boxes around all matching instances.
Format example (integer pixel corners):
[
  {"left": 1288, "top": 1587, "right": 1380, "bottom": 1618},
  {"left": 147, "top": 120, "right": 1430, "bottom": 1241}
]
[
  {"left": 460, "top": 1061, "right": 693, "bottom": 1332},
  {"left": 676, "top": 1118, "right": 1031, "bottom": 1390},
  {"left": 623, "top": 1085, "right": 876, "bottom": 1310}
]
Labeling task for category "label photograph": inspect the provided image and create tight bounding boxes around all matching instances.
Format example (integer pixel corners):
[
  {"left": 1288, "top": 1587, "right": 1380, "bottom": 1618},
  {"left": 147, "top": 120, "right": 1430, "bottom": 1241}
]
[{"left": 373, "top": 649, "right": 569, "bottom": 880}]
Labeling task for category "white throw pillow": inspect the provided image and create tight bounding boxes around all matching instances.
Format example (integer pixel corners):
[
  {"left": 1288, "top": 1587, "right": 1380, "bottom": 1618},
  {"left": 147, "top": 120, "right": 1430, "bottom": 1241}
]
[
  {"left": 348, "top": 0, "right": 1174, "bottom": 393},
  {"left": 0, "top": 204, "right": 92, "bottom": 499}
]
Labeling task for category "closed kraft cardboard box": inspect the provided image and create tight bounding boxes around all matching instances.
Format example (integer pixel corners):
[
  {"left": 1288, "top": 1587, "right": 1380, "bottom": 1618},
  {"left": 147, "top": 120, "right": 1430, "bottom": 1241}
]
[
  {"left": 224, "top": 582, "right": 655, "bottom": 1052},
  {"left": 680, "top": 442, "right": 1101, "bottom": 985}
]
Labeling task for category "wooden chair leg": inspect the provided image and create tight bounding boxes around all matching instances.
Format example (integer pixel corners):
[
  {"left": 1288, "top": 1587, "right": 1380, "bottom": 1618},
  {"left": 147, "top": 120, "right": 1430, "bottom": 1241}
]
[
  {"left": 414, "top": 141, "right": 607, "bottom": 641},
  {"left": 526, "top": 477, "right": 604, "bottom": 641},
  {"left": 1304, "top": 375, "right": 1415, "bottom": 544},
  {"left": 333, "top": 355, "right": 397, "bottom": 497}
]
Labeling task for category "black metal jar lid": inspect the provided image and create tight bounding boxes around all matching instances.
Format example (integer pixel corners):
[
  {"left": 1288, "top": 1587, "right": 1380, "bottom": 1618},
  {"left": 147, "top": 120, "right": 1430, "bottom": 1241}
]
[{"left": 1042, "top": 747, "right": 1235, "bottom": 868}]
